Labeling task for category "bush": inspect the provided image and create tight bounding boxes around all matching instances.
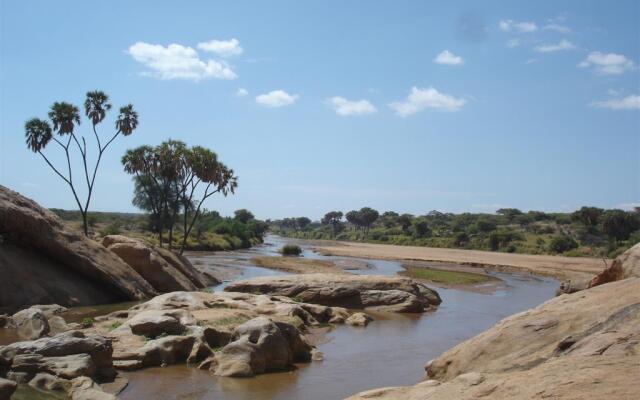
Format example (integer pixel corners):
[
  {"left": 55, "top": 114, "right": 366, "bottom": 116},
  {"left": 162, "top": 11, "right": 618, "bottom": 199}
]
[
  {"left": 281, "top": 244, "right": 302, "bottom": 256},
  {"left": 548, "top": 235, "right": 578, "bottom": 254},
  {"left": 100, "top": 223, "right": 121, "bottom": 236}
]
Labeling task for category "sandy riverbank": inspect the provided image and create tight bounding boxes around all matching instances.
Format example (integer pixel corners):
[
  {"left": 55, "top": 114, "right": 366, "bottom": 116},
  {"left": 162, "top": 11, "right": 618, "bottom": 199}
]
[{"left": 313, "top": 241, "right": 608, "bottom": 281}]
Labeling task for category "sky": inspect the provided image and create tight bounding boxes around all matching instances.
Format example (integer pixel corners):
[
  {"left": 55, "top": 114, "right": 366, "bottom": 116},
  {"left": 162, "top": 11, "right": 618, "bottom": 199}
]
[{"left": 0, "top": 0, "right": 639, "bottom": 220}]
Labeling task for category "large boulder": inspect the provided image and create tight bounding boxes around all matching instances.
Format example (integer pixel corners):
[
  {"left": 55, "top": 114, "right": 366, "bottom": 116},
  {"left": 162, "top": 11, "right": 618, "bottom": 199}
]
[
  {"left": 346, "top": 277, "right": 640, "bottom": 400},
  {"left": 0, "top": 185, "right": 156, "bottom": 311},
  {"left": 0, "top": 330, "right": 115, "bottom": 381},
  {"left": 212, "top": 317, "right": 312, "bottom": 377},
  {"left": 11, "top": 308, "right": 50, "bottom": 340},
  {"left": 102, "top": 235, "right": 210, "bottom": 293},
  {"left": 225, "top": 274, "right": 441, "bottom": 312},
  {"left": 589, "top": 243, "right": 640, "bottom": 288}
]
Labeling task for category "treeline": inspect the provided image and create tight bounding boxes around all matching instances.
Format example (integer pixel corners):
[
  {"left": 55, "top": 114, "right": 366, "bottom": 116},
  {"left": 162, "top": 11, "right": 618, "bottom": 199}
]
[
  {"left": 51, "top": 207, "right": 268, "bottom": 251},
  {"left": 270, "top": 206, "right": 640, "bottom": 258}
]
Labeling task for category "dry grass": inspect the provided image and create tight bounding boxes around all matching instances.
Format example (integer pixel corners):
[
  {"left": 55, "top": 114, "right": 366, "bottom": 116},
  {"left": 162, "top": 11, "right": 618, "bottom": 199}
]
[{"left": 251, "top": 256, "right": 346, "bottom": 274}]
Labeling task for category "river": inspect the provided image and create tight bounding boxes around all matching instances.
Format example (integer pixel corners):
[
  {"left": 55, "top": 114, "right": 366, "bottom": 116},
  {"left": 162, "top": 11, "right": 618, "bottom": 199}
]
[{"left": 117, "top": 235, "right": 558, "bottom": 400}]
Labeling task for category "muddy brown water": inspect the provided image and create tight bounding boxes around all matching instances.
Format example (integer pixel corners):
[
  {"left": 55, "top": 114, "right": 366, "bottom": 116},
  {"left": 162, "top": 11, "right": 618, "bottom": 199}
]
[
  {"left": 8, "top": 235, "right": 558, "bottom": 399},
  {"left": 119, "top": 236, "right": 558, "bottom": 400}
]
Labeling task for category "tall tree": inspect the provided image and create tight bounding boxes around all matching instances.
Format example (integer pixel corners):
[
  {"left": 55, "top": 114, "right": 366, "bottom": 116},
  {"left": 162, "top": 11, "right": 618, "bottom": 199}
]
[
  {"left": 358, "top": 207, "right": 379, "bottom": 238},
  {"left": 24, "top": 91, "right": 137, "bottom": 235},
  {"left": 572, "top": 206, "right": 604, "bottom": 232},
  {"left": 234, "top": 209, "right": 255, "bottom": 224},
  {"left": 321, "top": 211, "right": 344, "bottom": 238},
  {"left": 123, "top": 141, "right": 237, "bottom": 254}
]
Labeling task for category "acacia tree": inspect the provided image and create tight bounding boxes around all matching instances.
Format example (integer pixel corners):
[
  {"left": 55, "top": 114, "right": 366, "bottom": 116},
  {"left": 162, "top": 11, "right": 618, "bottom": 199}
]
[
  {"left": 358, "top": 207, "right": 379, "bottom": 238},
  {"left": 24, "top": 91, "right": 138, "bottom": 235},
  {"left": 122, "top": 141, "right": 237, "bottom": 254},
  {"left": 321, "top": 211, "right": 343, "bottom": 238}
]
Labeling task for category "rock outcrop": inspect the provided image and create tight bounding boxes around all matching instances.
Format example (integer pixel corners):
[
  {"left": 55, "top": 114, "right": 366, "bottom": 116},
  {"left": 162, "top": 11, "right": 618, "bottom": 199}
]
[
  {"left": 0, "top": 330, "right": 115, "bottom": 382},
  {"left": 0, "top": 185, "right": 157, "bottom": 311},
  {"left": 102, "top": 235, "right": 212, "bottom": 292},
  {"left": 210, "top": 317, "right": 312, "bottom": 377},
  {"left": 225, "top": 274, "right": 441, "bottom": 312},
  {"left": 589, "top": 242, "right": 640, "bottom": 288},
  {"left": 346, "top": 276, "right": 640, "bottom": 400},
  {"left": 72, "top": 291, "right": 358, "bottom": 376}
]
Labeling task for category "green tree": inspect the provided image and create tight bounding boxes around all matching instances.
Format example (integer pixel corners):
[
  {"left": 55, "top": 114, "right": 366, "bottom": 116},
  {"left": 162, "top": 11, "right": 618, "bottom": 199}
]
[
  {"left": 321, "top": 211, "right": 344, "bottom": 238},
  {"left": 397, "top": 214, "right": 413, "bottom": 233},
  {"left": 572, "top": 206, "right": 604, "bottom": 232},
  {"left": 412, "top": 219, "right": 431, "bottom": 238},
  {"left": 496, "top": 208, "right": 523, "bottom": 223},
  {"left": 548, "top": 235, "right": 578, "bottom": 254},
  {"left": 123, "top": 141, "right": 237, "bottom": 253},
  {"left": 24, "top": 91, "right": 137, "bottom": 235},
  {"left": 295, "top": 217, "right": 311, "bottom": 230},
  {"left": 234, "top": 209, "right": 255, "bottom": 224},
  {"left": 602, "top": 210, "right": 639, "bottom": 241},
  {"left": 358, "top": 207, "right": 379, "bottom": 238},
  {"left": 345, "top": 210, "right": 362, "bottom": 232}
]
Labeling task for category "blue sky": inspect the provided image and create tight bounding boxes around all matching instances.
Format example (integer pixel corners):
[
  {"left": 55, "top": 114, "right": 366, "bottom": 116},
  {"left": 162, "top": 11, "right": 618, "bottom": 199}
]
[{"left": 1, "top": 0, "right": 638, "bottom": 220}]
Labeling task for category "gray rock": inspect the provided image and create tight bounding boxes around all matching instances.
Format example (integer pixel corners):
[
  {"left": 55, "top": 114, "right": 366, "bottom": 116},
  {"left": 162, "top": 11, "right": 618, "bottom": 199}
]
[
  {"left": 11, "top": 353, "right": 96, "bottom": 379},
  {"left": 12, "top": 308, "right": 50, "bottom": 340}
]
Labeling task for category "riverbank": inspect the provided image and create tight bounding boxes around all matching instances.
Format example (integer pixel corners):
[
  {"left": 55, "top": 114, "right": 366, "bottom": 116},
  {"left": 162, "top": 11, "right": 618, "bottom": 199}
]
[{"left": 313, "top": 241, "right": 607, "bottom": 281}]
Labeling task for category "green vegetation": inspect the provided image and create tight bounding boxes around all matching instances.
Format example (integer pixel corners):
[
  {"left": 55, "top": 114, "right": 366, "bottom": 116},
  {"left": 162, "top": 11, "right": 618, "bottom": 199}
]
[
  {"left": 281, "top": 244, "right": 302, "bottom": 256},
  {"left": 108, "top": 321, "right": 123, "bottom": 331},
  {"left": 403, "top": 266, "right": 494, "bottom": 285},
  {"left": 51, "top": 207, "right": 267, "bottom": 252},
  {"left": 122, "top": 140, "right": 238, "bottom": 254},
  {"left": 271, "top": 206, "right": 640, "bottom": 257},
  {"left": 81, "top": 317, "right": 94, "bottom": 328},
  {"left": 24, "top": 90, "right": 138, "bottom": 236}
]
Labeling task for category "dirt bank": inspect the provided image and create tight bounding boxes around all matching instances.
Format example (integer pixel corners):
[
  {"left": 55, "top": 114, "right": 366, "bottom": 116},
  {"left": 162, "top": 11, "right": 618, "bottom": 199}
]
[{"left": 315, "top": 241, "right": 607, "bottom": 281}]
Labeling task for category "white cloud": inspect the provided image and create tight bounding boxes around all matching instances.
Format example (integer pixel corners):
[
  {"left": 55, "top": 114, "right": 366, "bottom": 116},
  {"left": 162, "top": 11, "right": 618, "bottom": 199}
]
[
  {"left": 255, "top": 90, "right": 298, "bottom": 108},
  {"left": 499, "top": 19, "right": 538, "bottom": 33},
  {"left": 617, "top": 202, "right": 640, "bottom": 211},
  {"left": 591, "top": 95, "right": 640, "bottom": 110},
  {"left": 433, "top": 50, "right": 464, "bottom": 66},
  {"left": 236, "top": 88, "right": 249, "bottom": 97},
  {"left": 578, "top": 51, "right": 635, "bottom": 75},
  {"left": 128, "top": 42, "right": 237, "bottom": 80},
  {"left": 197, "top": 38, "right": 243, "bottom": 57},
  {"left": 389, "top": 87, "right": 466, "bottom": 117},
  {"left": 326, "top": 97, "right": 377, "bottom": 116},
  {"left": 534, "top": 39, "right": 575, "bottom": 53},
  {"left": 544, "top": 24, "right": 571, "bottom": 33},
  {"left": 506, "top": 38, "right": 521, "bottom": 48}
]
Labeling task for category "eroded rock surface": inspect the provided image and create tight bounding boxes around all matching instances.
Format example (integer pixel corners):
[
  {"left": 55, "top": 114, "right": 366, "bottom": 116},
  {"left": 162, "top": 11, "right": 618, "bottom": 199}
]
[
  {"left": 225, "top": 274, "right": 441, "bottom": 312},
  {"left": 589, "top": 243, "right": 640, "bottom": 288},
  {"left": 0, "top": 185, "right": 156, "bottom": 311},
  {"left": 0, "top": 378, "right": 16, "bottom": 400},
  {"left": 82, "top": 291, "right": 353, "bottom": 375},
  {"left": 346, "top": 276, "right": 640, "bottom": 400},
  {"left": 102, "top": 235, "right": 212, "bottom": 293}
]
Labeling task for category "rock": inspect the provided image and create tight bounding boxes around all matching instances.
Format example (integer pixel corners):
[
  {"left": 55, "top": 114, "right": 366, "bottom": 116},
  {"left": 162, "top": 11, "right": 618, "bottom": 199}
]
[
  {"left": 29, "top": 372, "right": 72, "bottom": 394},
  {"left": 0, "top": 185, "right": 156, "bottom": 310},
  {"left": 48, "top": 316, "right": 72, "bottom": 335},
  {"left": 0, "top": 330, "right": 114, "bottom": 380},
  {"left": 125, "top": 309, "right": 196, "bottom": 338},
  {"left": 135, "top": 335, "right": 196, "bottom": 368},
  {"left": 102, "top": 235, "right": 208, "bottom": 293},
  {"left": 29, "top": 304, "right": 68, "bottom": 318},
  {"left": 589, "top": 243, "right": 640, "bottom": 288},
  {"left": 0, "top": 315, "right": 13, "bottom": 329},
  {"left": 346, "top": 277, "right": 640, "bottom": 400},
  {"left": 12, "top": 308, "right": 50, "bottom": 340},
  {"left": 11, "top": 353, "right": 96, "bottom": 379},
  {"left": 225, "top": 273, "right": 441, "bottom": 312},
  {"left": 0, "top": 378, "right": 16, "bottom": 400},
  {"left": 69, "top": 376, "right": 116, "bottom": 400},
  {"left": 346, "top": 312, "right": 373, "bottom": 327},
  {"left": 212, "top": 317, "right": 312, "bottom": 377}
]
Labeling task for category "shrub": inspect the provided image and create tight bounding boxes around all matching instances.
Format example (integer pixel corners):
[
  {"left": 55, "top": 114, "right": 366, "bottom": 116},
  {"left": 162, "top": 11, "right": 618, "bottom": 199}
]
[
  {"left": 548, "top": 235, "right": 578, "bottom": 254},
  {"left": 100, "top": 223, "right": 121, "bottom": 236},
  {"left": 281, "top": 244, "right": 302, "bottom": 256}
]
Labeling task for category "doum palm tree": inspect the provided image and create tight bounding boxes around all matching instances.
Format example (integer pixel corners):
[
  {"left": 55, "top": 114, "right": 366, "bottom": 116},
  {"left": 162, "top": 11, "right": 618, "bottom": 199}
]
[{"left": 24, "top": 90, "right": 138, "bottom": 236}]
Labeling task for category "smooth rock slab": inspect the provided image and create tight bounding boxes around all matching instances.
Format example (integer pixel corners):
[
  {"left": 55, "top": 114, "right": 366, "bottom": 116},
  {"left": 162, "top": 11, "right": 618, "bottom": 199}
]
[{"left": 225, "top": 273, "right": 441, "bottom": 312}]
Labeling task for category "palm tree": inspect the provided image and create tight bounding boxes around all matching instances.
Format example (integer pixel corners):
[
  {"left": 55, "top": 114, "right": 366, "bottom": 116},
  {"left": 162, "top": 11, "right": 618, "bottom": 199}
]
[
  {"left": 116, "top": 104, "right": 138, "bottom": 136},
  {"left": 24, "top": 91, "right": 137, "bottom": 236},
  {"left": 48, "top": 102, "right": 81, "bottom": 135}
]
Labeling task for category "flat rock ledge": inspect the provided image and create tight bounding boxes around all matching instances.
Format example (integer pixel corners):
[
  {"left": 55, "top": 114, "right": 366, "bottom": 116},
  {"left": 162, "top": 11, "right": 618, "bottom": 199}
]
[{"left": 224, "top": 273, "right": 442, "bottom": 312}]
